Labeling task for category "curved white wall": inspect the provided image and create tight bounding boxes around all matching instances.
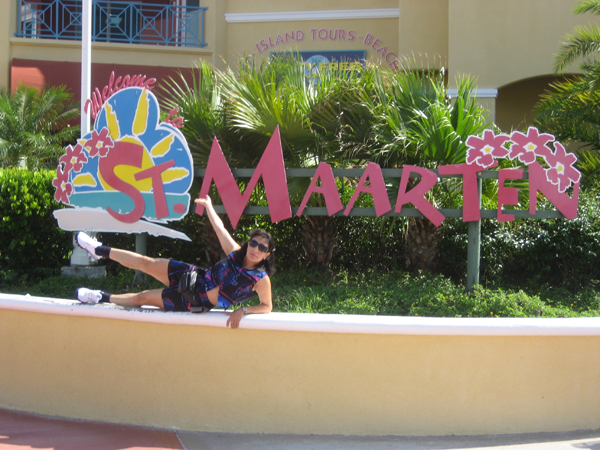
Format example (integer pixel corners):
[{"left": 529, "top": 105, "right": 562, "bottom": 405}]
[{"left": 1, "top": 293, "right": 599, "bottom": 436}]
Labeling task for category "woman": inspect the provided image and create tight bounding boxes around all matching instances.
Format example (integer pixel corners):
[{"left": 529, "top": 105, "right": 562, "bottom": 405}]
[{"left": 75, "top": 195, "right": 275, "bottom": 329}]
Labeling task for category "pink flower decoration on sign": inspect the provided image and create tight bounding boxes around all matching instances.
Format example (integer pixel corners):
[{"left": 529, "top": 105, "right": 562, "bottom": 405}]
[
  {"left": 84, "top": 127, "right": 114, "bottom": 158},
  {"left": 59, "top": 143, "right": 88, "bottom": 173},
  {"left": 509, "top": 127, "right": 554, "bottom": 164},
  {"left": 544, "top": 142, "right": 581, "bottom": 193},
  {"left": 52, "top": 164, "right": 73, "bottom": 205},
  {"left": 466, "top": 129, "right": 511, "bottom": 168}
]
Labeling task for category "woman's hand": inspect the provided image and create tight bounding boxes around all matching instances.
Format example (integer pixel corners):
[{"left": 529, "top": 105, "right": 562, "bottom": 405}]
[
  {"left": 225, "top": 279, "right": 272, "bottom": 329},
  {"left": 225, "top": 308, "right": 246, "bottom": 329},
  {"left": 194, "top": 195, "right": 212, "bottom": 209},
  {"left": 194, "top": 195, "right": 240, "bottom": 255}
]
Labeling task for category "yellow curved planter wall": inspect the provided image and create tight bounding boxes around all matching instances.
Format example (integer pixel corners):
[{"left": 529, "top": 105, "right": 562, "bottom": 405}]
[{"left": 0, "top": 294, "right": 599, "bottom": 436}]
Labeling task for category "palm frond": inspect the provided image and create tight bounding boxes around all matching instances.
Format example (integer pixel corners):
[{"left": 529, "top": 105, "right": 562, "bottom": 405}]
[
  {"left": 554, "top": 23, "right": 600, "bottom": 73},
  {"left": 0, "top": 84, "right": 79, "bottom": 170},
  {"left": 574, "top": 0, "right": 600, "bottom": 16}
]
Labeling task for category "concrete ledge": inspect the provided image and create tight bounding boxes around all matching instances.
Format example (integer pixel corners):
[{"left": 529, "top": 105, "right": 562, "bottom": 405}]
[
  {"left": 1, "top": 293, "right": 599, "bottom": 336},
  {"left": 1, "top": 293, "right": 599, "bottom": 436}
]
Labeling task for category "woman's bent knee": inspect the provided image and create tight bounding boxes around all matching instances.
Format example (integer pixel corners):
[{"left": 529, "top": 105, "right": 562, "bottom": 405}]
[{"left": 137, "top": 290, "right": 165, "bottom": 308}]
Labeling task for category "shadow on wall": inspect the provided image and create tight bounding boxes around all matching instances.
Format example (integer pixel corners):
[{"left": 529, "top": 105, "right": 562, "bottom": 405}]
[{"left": 496, "top": 75, "right": 564, "bottom": 133}]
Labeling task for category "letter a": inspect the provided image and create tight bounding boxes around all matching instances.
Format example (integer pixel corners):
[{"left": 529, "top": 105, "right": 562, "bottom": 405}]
[
  {"left": 195, "top": 126, "right": 292, "bottom": 228},
  {"left": 296, "top": 163, "right": 343, "bottom": 217},
  {"left": 344, "top": 162, "right": 391, "bottom": 216}
]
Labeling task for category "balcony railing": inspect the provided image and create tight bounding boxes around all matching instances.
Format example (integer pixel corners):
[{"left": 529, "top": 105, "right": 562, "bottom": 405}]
[{"left": 16, "top": 0, "right": 208, "bottom": 47}]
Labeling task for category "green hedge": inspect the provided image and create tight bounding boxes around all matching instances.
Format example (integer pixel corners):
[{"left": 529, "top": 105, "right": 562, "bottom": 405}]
[
  {"left": 0, "top": 168, "right": 72, "bottom": 279},
  {"left": 437, "top": 187, "right": 600, "bottom": 290},
  {"left": 3, "top": 167, "right": 600, "bottom": 295}
]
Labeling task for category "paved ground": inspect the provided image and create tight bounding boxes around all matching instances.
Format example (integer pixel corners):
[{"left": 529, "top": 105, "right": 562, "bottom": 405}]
[{"left": 1, "top": 408, "right": 599, "bottom": 450}]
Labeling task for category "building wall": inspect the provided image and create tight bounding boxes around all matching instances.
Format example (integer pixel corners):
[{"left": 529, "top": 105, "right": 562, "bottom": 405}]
[
  {"left": 223, "top": 1, "right": 400, "bottom": 72},
  {"left": 0, "top": 0, "right": 18, "bottom": 89},
  {"left": 397, "top": 0, "right": 448, "bottom": 70},
  {"left": 495, "top": 75, "right": 561, "bottom": 132},
  {"left": 224, "top": 0, "right": 400, "bottom": 13},
  {"left": 4, "top": 0, "right": 599, "bottom": 130},
  {"left": 448, "top": 0, "right": 590, "bottom": 89},
  {"left": 447, "top": 0, "right": 600, "bottom": 130}
]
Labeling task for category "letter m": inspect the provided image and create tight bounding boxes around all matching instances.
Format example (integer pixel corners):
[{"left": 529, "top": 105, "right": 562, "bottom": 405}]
[{"left": 195, "top": 127, "right": 291, "bottom": 228}]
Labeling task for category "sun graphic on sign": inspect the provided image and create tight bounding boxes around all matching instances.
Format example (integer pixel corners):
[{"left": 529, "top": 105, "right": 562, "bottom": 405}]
[{"left": 53, "top": 86, "right": 194, "bottom": 239}]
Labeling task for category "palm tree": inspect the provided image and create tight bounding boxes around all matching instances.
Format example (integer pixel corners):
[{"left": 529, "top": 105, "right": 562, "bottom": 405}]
[
  {"left": 345, "top": 61, "right": 490, "bottom": 271},
  {"left": 160, "top": 61, "right": 235, "bottom": 263},
  {"left": 160, "top": 60, "right": 229, "bottom": 165},
  {"left": 0, "top": 84, "right": 79, "bottom": 170},
  {"left": 161, "top": 57, "right": 338, "bottom": 266},
  {"left": 220, "top": 56, "right": 360, "bottom": 271},
  {"left": 163, "top": 57, "right": 490, "bottom": 272},
  {"left": 553, "top": 0, "right": 600, "bottom": 77},
  {"left": 534, "top": 0, "right": 600, "bottom": 184}
]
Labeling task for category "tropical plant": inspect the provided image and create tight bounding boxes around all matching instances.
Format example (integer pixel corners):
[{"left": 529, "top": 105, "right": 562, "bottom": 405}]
[
  {"left": 0, "top": 84, "right": 79, "bottom": 170},
  {"left": 219, "top": 56, "right": 358, "bottom": 271},
  {"left": 345, "top": 61, "right": 490, "bottom": 271},
  {"left": 160, "top": 61, "right": 235, "bottom": 263},
  {"left": 534, "top": 0, "right": 600, "bottom": 183},
  {"left": 161, "top": 57, "right": 491, "bottom": 272}
]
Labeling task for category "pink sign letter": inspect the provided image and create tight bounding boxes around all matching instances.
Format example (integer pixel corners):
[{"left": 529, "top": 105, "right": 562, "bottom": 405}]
[
  {"left": 344, "top": 162, "right": 391, "bottom": 216},
  {"left": 395, "top": 165, "right": 445, "bottom": 227},
  {"left": 195, "top": 127, "right": 292, "bottom": 228},
  {"left": 296, "top": 162, "right": 343, "bottom": 217}
]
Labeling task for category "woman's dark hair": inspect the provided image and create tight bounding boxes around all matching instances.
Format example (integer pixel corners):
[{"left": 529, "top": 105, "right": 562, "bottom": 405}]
[{"left": 233, "top": 229, "right": 276, "bottom": 276}]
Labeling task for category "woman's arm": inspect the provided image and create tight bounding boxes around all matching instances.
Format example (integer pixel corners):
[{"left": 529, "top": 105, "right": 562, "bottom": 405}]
[
  {"left": 195, "top": 195, "right": 240, "bottom": 256},
  {"left": 226, "top": 276, "right": 272, "bottom": 329}
]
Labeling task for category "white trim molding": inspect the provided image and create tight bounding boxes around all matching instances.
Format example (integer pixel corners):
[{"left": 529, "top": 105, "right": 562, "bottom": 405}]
[
  {"left": 447, "top": 88, "right": 498, "bottom": 98},
  {"left": 225, "top": 8, "right": 400, "bottom": 23},
  {"left": 2, "top": 293, "right": 599, "bottom": 336}
]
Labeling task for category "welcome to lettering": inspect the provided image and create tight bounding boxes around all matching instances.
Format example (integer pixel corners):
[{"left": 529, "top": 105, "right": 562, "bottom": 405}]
[{"left": 84, "top": 71, "right": 157, "bottom": 120}]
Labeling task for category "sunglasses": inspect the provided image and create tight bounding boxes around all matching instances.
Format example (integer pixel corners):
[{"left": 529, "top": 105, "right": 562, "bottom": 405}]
[{"left": 248, "top": 238, "right": 269, "bottom": 253}]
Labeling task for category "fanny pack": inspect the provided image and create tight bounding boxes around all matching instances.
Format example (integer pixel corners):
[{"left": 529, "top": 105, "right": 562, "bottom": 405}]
[{"left": 178, "top": 269, "right": 211, "bottom": 313}]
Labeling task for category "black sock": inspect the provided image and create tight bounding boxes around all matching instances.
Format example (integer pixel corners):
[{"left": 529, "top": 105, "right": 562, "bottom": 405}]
[
  {"left": 95, "top": 245, "right": 112, "bottom": 258},
  {"left": 100, "top": 292, "right": 111, "bottom": 303}
]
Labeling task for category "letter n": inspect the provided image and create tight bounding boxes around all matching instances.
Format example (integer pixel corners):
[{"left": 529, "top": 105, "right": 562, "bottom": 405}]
[
  {"left": 529, "top": 162, "right": 579, "bottom": 219},
  {"left": 195, "top": 127, "right": 292, "bottom": 228}
]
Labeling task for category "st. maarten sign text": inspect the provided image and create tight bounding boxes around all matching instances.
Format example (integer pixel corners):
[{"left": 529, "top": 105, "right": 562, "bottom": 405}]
[
  {"left": 51, "top": 71, "right": 581, "bottom": 237},
  {"left": 195, "top": 126, "right": 580, "bottom": 228}
]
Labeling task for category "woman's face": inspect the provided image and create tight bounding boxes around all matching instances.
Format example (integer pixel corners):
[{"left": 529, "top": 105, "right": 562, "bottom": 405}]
[{"left": 246, "top": 235, "right": 271, "bottom": 264}]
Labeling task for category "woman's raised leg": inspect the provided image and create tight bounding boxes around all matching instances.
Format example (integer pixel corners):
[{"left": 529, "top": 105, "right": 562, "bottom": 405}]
[
  {"left": 77, "top": 231, "right": 170, "bottom": 286},
  {"left": 108, "top": 248, "right": 170, "bottom": 286}
]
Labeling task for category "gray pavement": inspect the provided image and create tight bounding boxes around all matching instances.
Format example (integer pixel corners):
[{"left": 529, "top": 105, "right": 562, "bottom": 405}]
[
  {"left": 1, "top": 408, "right": 598, "bottom": 450},
  {"left": 177, "top": 429, "right": 600, "bottom": 450}
]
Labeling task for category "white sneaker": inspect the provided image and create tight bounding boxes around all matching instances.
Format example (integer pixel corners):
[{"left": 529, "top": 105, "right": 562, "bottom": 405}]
[
  {"left": 76, "top": 231, "right": 103, "bottom": 260},
  {"left": 77, "top": 288, "right": 103, "bottom": 304}
]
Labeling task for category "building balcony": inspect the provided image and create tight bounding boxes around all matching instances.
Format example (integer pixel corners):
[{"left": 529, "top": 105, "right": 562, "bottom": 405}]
[{"left": 16, "top": 0, "right": 208, "bottom": 48}]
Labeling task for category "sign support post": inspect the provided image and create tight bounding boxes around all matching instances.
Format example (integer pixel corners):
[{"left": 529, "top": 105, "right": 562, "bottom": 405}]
[
  {"left": 466, "top": 177, "right": 482, "bottom": 292},
  {"left": 68, "top": 0, "right": 98, "bottom": 270}
]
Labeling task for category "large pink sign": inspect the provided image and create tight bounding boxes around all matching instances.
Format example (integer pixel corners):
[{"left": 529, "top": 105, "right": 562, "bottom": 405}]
[
  {"left": 53, "top": 71, "right": 581, "bottom": 238},
  {"left": 196, "top": 127, "right": 580, "bottom": 228}
]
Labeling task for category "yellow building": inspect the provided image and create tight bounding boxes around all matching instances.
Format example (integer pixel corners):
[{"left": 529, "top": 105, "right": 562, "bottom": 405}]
[{"left": 2, "top": 0, "right": 598, "bottom": 132}]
